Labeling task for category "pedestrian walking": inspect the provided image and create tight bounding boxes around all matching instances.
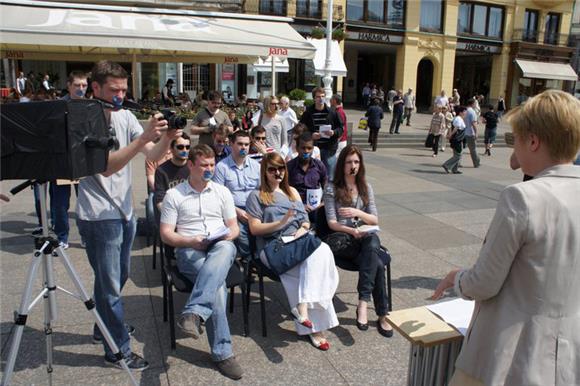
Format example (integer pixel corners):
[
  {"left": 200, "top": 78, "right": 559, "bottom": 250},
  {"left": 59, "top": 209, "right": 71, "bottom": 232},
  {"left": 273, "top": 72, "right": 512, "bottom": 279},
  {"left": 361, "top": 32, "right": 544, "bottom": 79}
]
[
  {"left": 465, "top": 99, "right": 481, "bottom": 168},
  {"left": 442, "top": 106, "right": 468, "bottom": 174},
  {"left": 389, "top": 90, "right": 404, "bottom": 134},
  {"left": 482, "top": 104, "right": 498, "bottom": 156},
  {"left": 497, "top": 96, "right": 506, "bottom": 121},
  {"left": 366, "top": 98, "right": 384, "bottom": 152},
  {"left": 429, "top": 106, "right": 446, "bottom": 157}
]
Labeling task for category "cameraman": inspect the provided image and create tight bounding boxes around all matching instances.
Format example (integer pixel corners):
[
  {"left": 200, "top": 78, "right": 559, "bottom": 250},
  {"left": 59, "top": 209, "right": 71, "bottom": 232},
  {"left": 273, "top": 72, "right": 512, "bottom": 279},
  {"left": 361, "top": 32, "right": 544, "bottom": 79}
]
[
  {"left": 76, "top": 61, "right": 182, "bottom": 371},
  {"left": 190, "top": 90, "right": 233, "bottom": 146}
]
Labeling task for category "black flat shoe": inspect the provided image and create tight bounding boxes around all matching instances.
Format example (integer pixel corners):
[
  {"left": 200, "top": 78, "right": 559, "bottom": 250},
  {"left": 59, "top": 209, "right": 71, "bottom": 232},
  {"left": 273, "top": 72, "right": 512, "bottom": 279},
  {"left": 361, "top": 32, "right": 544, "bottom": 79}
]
[
  {"left": 355, "top": 309, "right": 369, "bottom": 331},
  {"left": 377, "top": 319, "right": 394, "bottom": 338}
]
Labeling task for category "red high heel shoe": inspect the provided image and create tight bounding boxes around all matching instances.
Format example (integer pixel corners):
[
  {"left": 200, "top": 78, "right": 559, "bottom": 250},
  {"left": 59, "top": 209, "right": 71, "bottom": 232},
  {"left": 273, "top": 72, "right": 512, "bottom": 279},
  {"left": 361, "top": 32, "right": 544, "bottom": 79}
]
[
  {"left": 291, "top": 307, "right": 313, "bottom": 329},
  {"left": 309, "top": 334, "right": 330, "bottom": 351}
]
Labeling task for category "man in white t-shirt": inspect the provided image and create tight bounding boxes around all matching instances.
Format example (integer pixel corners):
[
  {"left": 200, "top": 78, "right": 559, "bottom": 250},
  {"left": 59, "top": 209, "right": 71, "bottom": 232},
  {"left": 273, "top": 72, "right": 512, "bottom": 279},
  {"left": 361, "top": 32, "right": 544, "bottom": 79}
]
[
  {"left": 278, "top": 96, "right": 298, "bottom": 144},
  {"left": 160, "top": 144, "right": 243, "bottom": 380}
]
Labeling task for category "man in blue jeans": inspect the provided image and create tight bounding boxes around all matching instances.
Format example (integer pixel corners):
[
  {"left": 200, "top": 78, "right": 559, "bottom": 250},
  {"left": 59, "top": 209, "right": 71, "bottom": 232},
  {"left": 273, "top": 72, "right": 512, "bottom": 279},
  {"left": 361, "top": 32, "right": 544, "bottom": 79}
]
[
  {"left": 76, "top": 61, "right": 181, "bottom": 370},
  {"left": 160, "top": 144, "right": 242, "bottom": 380}
]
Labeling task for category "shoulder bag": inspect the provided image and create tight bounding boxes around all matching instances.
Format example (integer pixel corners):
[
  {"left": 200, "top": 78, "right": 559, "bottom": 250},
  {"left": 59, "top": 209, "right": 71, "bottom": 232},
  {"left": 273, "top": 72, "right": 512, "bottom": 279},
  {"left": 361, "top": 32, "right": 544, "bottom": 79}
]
[{"left": 263, "top": 232, "right": 322, "bottom": 275}]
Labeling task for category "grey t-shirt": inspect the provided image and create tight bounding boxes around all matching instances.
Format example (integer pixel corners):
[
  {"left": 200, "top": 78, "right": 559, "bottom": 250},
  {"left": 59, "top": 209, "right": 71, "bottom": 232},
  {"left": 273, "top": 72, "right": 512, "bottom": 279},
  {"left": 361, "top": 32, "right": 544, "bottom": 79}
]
[
  {"left": 323, "top": 182, "right": 377, "bottom": 228},
  {"left": 261, "top": 114, "right": 287, "bottom": 153},
  {"left": 76, "top": 109, "right": 143, "bottom": 221},
  {"left": 245, "top": 190, "right": 308, "bottom": 251},
  {"left": 193, "top": 108, "right": 232, "bottom": 145}
]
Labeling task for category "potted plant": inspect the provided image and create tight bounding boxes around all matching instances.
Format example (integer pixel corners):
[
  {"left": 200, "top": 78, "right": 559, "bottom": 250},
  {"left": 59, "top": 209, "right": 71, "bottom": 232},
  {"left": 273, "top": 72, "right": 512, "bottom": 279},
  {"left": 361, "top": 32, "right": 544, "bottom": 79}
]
[
  {"left": 311, "top": 26, "right": 325, "bottom": 39},
  {"left": 288, "top": 88, "right": 307, "bottom": 107},
  {"left": 332, "top": 27, "right": 347, "bottom": 42}
]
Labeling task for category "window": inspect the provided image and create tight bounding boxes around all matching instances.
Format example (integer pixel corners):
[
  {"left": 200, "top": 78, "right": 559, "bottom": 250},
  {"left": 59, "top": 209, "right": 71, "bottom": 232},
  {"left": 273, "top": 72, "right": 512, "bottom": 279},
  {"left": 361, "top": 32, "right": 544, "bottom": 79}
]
[
  {"left": 346, "top": 0, "right": 405, "bottom": 27},
  {"left": 296, "top": 0, "right": 322, "bottom": 18},
  {"left": 523, "top": 9, "right": 539, "bottom": 42},
  {"left": 183, "top": 64, "right": 209, "bottom": 94},
  {"left": 259, "top": 0, "right": 286, "bottom": 16},
  {"left": 544, "top": 13, "right": 560, "bottom": 45},
  {"left": 420, "top": 0, "right": 444, "bottom": 33},
  {"left": 457, "top": 2, "right": 504, "bottom": 40}
]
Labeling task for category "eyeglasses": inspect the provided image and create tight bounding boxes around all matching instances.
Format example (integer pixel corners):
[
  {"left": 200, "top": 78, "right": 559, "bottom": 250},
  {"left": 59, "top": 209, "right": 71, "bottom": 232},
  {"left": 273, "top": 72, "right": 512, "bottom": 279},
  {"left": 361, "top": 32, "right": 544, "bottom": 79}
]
[
  {"left": 175, "top": 144, "right": 190, "bottom": 150},
  {"left": 267, "top": 166, "right": 285, "bottom": 174}
]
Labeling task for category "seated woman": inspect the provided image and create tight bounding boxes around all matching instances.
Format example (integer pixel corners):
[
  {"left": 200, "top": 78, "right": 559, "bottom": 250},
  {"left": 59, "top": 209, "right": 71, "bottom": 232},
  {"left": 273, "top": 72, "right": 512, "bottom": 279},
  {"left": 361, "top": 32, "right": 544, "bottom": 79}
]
[
  {"left": 323, "top": 145, "right": 393, "bottom": 338},
  {"left": 246, "top": 152, "right": 339, "bottom": 351}
]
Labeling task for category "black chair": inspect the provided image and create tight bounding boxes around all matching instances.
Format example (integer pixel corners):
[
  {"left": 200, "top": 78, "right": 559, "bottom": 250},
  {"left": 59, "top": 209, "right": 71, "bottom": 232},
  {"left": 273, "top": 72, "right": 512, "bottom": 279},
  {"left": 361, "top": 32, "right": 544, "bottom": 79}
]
[
  {"left": 145, "top": 191, "right": 160, "bottom": 271},
  {"left": 243, "top": 236, "right": 281, "bottom": 337},
  {"left": 161, "top": 242, "right": 248, "bottom": 349}
]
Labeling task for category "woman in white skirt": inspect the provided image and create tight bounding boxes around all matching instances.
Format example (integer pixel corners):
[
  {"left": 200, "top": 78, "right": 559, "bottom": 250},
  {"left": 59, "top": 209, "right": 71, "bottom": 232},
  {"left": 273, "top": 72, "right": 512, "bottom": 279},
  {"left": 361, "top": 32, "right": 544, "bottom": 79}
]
[{"left": 246, "top": 152, "right": 339, "bottom": 351}]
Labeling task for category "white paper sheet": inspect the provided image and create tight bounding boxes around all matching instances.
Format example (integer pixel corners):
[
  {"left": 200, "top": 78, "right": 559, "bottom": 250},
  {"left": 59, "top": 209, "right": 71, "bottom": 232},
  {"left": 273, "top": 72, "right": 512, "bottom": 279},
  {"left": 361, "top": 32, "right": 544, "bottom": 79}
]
[
  {"left": 426, "top": 298, "right": 475, "bottom": 336},
  {"left": 319, "top": 124, "right": 332, "bottom": 138},
  {"left": 306, "top": 188, "right": 323, "bottom": 209},
  {"left": 357, "top": 225, "right": 380, "bottom": 233},
  {"left": 205, "top": 226, "right": 230, "bottom": 242}
]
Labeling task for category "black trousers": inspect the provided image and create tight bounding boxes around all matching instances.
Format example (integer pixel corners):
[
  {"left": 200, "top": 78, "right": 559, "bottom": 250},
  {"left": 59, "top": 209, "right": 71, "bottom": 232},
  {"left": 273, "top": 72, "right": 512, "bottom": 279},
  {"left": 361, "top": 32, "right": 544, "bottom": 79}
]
[{"left": 432, "top": 135, "right": 441, "bottom": 155}]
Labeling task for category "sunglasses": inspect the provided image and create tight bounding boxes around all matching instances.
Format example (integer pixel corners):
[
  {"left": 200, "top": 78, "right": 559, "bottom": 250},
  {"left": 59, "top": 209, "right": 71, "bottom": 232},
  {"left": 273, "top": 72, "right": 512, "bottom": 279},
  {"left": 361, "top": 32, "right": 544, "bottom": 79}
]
[
  {"left": 175, "top": 144, "right": 190, "bottom": 150},
  {"left": 267, "top": 166, "right": 285, "bottom": 174},
  {"left": 254, "top": 136, "right": 266, "bottom": 141}
]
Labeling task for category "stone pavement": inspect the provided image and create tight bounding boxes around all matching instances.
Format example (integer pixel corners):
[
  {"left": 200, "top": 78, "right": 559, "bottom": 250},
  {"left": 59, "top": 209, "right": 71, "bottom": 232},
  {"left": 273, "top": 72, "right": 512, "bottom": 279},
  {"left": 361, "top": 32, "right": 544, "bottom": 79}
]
[{"left": 0, "top": 113, "right": 523, "bottom": 385}]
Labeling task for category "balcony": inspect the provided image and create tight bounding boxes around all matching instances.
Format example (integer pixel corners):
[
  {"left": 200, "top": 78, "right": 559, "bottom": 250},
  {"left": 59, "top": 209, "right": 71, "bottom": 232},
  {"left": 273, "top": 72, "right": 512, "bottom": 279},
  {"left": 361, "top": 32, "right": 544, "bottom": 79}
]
[{"left": 512, "top": 29, "right": 570, "bottom": 47}]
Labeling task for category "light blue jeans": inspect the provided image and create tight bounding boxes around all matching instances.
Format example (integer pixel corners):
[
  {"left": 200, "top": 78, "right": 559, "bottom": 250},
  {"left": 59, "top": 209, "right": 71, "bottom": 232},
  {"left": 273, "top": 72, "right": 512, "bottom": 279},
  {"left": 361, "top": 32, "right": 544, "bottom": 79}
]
[
  {"left": 175, "top": 240, "right": 236, "bottom": 361},
  {"left": 320, "top": 148, "right": 337, "bottom": 182},
  {"left": 77, "top": 217, "right": 136, "bottom": 361}
]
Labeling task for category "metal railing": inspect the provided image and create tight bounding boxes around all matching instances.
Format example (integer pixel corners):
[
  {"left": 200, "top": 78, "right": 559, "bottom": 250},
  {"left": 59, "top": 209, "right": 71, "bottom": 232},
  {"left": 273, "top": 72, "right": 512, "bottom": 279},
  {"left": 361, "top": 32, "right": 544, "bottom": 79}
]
[{"left": 512, "top": 28, "right": 569, "bottom": 47}]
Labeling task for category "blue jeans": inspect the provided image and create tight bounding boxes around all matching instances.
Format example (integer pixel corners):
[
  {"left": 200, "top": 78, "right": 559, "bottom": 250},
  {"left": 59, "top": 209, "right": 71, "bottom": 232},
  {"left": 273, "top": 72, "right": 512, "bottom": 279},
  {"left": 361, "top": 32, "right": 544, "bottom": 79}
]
[
  {"left": 235, "top": 220, "right": 251, "bottom": 260},
  {"left": 49, "top": 183, "right": 71, "bottom": 244},
  {"left": 320, "top": 148, "right": 337, "bottom": 182},
  {"left": 176, "top": 240, "right": 236, "bottom": 361},
  {"left": 77, "top": 217, "right": 136, "bottom": 361}
]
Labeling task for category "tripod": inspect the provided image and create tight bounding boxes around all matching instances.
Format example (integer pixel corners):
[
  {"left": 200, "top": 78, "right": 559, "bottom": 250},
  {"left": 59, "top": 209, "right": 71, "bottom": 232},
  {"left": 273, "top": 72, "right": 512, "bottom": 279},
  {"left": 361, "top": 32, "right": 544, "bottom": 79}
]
[{"left": 1, "top": 182, "right": 137, "bottom": 386}]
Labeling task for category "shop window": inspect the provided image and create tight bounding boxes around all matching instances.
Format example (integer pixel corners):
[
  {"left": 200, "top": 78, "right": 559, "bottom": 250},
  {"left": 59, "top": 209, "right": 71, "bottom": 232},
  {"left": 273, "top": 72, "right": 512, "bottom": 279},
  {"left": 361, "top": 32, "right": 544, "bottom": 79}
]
[
  {"left": 457, "top": 2, "right": 504, "bottom": 40},
  {"left": 259, "top": 0, "right": 287, "bottom": 16},
  {"left": 420, "top": 0, "right": 444, "bottom": 33},
  {"left": 544, "top": 13, "right": 560, "bottom": 45},
  {"left": 523, "top": 9, "right": 539, "bottom": 42},
  {"left": 183, "top": 64, "right": 209, "bottom": 95},
  {"left": 296, "top": 0, "right": 322, "bottom": 19},
  {"left": 346, "top": 0, "right": 405, "bottom": 28}
]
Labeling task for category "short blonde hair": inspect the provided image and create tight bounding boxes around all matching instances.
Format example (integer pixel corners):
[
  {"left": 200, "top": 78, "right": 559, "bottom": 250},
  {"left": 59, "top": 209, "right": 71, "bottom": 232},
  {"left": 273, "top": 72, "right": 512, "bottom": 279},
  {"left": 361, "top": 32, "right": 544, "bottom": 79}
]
[{"left": 506, "top": 90, "right": 580, "bottom": 162}]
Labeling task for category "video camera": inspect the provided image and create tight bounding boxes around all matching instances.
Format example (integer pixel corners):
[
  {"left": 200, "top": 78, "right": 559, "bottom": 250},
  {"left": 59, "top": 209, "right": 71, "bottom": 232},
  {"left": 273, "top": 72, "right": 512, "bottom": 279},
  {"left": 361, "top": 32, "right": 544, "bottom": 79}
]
[{"left": 160, "top": 109, "right": 187, "bottom": 131}]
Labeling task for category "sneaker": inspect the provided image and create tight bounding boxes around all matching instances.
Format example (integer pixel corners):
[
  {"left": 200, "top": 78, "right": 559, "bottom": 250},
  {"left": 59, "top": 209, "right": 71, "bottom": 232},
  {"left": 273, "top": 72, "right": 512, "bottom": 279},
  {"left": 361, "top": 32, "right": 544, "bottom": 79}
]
[
  {"left": 442, "top": 165, "right": 450, "bottom": 174},
  {"left": 59, "top": 242, "right": 69, "bottom": 250},
  {"left": 440, "top": 147, "right": 445, "bottom": 152},
  {"left": 177, "top": 313, "right": 203, "bottom": 339},
  {"left": 105, "top": 352, "right": 149, "bottom": 372},
  {"left": 215, "top": 356, "right": 243, "bottom": 380},
  {"left": 452, "top": 170, "right": 463, "bottom": 174},
  {"left": 93, "top": 323, "right": 135, "bottom": 344}
]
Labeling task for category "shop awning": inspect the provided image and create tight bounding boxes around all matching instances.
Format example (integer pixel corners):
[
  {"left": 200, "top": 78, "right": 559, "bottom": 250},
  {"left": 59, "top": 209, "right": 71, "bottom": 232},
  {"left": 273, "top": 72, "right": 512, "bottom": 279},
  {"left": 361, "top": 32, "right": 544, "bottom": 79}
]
[
  {"left": 307, "top": 38, "right": 348, "bottom": 77},
  {"left": 251, "top": 57, "right": 290, "bottom": 73},
  {"left": 0, "top": 1, "right": 316, "bottom": 63},
  {"left": 515, "top": 59, "right": 578, "bottom": 81}
]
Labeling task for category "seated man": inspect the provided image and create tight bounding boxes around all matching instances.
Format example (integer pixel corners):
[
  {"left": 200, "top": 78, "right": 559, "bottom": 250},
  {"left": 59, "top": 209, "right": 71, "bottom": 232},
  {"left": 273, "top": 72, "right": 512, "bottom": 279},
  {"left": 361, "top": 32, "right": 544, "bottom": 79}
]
[
  {"left": 159, "top": 144, "right": 242, "bottom": 380},
  {"left": 287, "top": 132, "right": 328, "bottom": 228},
  {"left": 153, "top": 132, "right": 191, "bottom": 217},
  {"left": 211, "top": 123, "right": 232, "bottom": 164},
  {"left": 248, "top": 125, "right": 272, "bottom": 163},
  {"left": 213, "top": 131, "right": 261, "bottom": 261}
]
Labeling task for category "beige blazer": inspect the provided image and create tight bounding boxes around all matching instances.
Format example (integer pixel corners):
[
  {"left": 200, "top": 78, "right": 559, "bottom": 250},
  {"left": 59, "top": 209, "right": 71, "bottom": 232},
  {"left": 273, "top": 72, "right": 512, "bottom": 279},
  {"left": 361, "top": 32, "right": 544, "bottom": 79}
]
[{"left": 453, "top": 165, "right": 580, "bottom": 386}]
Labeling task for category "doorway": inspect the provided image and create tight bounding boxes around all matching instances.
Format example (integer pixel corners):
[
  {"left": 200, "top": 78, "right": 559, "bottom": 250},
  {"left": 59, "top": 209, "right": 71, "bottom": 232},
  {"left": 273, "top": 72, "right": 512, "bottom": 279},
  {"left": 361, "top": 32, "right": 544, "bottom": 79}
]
[{"left": 416, "top": 58, "right": 434, "bottom": 112}]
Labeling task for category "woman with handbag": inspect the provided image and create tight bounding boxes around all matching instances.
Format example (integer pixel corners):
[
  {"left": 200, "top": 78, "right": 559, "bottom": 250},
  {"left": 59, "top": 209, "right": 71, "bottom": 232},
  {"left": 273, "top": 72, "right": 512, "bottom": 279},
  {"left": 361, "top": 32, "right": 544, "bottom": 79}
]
[
  {"left": 429, "top": 105, "right": 447, "bottom": 157},
  {"left": 442, "top": 106, "right": 468, "bottom": 174},
  {"left": 323, "top": 145, "right": 393, "bottom": 338},
  {"left": 246, "top": 152, "right": 339, "bottom": 351}
]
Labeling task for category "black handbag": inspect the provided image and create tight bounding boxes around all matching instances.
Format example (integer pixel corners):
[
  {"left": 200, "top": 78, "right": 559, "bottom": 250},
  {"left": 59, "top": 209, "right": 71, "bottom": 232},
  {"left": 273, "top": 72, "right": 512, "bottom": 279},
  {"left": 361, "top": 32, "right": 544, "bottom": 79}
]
[
  {"left": 324, "top": 232, "right": 359, "bottom": 260},
  {"left": 424, "top": 133, "right": 435, "bottom": 148},
  {"left": 263, "top": 232, "right": 322, "bottom": 275}
]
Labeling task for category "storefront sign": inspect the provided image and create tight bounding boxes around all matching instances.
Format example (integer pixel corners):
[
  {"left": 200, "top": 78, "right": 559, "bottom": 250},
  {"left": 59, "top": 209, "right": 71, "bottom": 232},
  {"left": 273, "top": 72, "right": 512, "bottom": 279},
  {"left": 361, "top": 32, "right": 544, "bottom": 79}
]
[
  {"left": 352, "top": 32, "right": 403, "bottom": 44},
  {"left": 456, "top": 42, "right": 501, "bottom": 54},
  {"left": 268, "top": 47, "right": 288, "bottom": 57},
  {"left": 222, "top": 63, "right": 235, "bottom": 80},
  {"left": 2, "top": 50, "right": 24, "bottom": 59},
  {"left": 224, "top": 56, "right": 239, "bottom": 63}
]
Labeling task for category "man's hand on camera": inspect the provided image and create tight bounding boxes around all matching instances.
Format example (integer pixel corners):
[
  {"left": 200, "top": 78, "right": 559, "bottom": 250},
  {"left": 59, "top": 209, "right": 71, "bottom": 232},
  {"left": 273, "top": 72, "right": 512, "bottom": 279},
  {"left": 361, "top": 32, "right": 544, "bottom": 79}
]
[
  {"left": 165, "top": 127, "right": 183, "bottom": 141},
  {"left": 141, "top": 113, "right": 167, "bottom": 143}
]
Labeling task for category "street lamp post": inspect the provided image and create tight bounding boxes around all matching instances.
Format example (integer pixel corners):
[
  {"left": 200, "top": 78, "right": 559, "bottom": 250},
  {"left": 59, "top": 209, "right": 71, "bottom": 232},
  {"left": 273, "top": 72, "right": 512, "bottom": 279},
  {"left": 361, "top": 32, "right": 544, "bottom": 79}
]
[{"left": 323, "top": 0, "right": 333, "bottom": 104}]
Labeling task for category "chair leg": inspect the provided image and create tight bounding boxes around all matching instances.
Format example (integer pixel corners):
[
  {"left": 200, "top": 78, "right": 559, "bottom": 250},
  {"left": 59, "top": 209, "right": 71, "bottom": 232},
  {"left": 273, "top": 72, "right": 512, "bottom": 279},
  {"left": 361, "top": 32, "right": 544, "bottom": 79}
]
[
  {"left": 168, "top": 283, "right": 176, "bottom": 350},
  {"left": 152, "top": 234, "right": 157, "bottom": 270},
  {"left": 387, "top": 263, "right": 393, "bottom": 312},
  {"left": 241, "top": 277, "right": 248, "bottom": 337},
  {"left": 162, "top": 274, "right": 168, "bottom": 322},
  {"left": 258, "top": 266, "right": 267, "bottom": 337}
]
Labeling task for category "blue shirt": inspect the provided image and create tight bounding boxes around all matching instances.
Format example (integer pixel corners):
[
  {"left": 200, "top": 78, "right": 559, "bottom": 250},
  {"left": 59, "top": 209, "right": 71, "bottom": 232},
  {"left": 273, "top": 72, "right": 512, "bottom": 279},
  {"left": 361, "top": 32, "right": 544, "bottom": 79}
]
[
  {"left": 213, "top": 145, "right": 232, "bottom": 163},
  {"left": 464, "top": 108, "right": 477, "bottom": 137},
  {"left": 213, "top": 154, "right": 261, "bottom": 208}
]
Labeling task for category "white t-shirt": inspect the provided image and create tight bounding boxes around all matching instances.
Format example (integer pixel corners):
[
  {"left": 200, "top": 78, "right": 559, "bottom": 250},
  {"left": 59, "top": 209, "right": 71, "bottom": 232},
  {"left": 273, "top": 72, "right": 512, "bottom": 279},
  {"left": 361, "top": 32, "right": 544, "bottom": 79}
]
[{"left": 452, "top": 116, "right": 466, "bottom": 130}]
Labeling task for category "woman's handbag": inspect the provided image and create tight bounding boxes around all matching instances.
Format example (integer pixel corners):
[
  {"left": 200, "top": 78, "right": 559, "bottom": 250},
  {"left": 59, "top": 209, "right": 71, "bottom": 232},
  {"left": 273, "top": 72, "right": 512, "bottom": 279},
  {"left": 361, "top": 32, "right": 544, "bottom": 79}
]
[
  {"left": 324, "top": 232, "right": 359, "bottom": 260},
  {"left": 358, "top": 117, "right": 368, "bottom": 130},
  {"left": 424, "top": 133, "right": 435, "bottom": 148},
  {"left": 263, "top": 232, "right": 322, "bottom": 275}
]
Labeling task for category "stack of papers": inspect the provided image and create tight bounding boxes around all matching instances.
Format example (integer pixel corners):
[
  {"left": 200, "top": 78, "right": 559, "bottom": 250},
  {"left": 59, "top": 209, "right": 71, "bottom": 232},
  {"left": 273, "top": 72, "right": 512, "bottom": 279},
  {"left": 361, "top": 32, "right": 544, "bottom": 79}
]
[
  {"left": 357, "top": 225, "right": 380, "bottom": 233},
  {"left": 205, "top": 226, "right": 230, "bottom": 242},
  {"left": 426, "top": 298, "right": 475, "bottom": 336}
]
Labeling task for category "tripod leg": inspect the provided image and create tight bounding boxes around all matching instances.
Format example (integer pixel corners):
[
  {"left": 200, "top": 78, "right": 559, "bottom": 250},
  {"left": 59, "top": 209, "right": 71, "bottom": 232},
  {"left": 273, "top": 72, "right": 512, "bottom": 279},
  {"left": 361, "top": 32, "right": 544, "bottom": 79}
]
[
  {"left": 43, "top": 287, "right": 54, "bottom": 386},
  {"left": 1, "top": 251, "right": 44, "bottom": 386},
  {"left": 53, "top": 247, "right": 138, "bottom": 386}
]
